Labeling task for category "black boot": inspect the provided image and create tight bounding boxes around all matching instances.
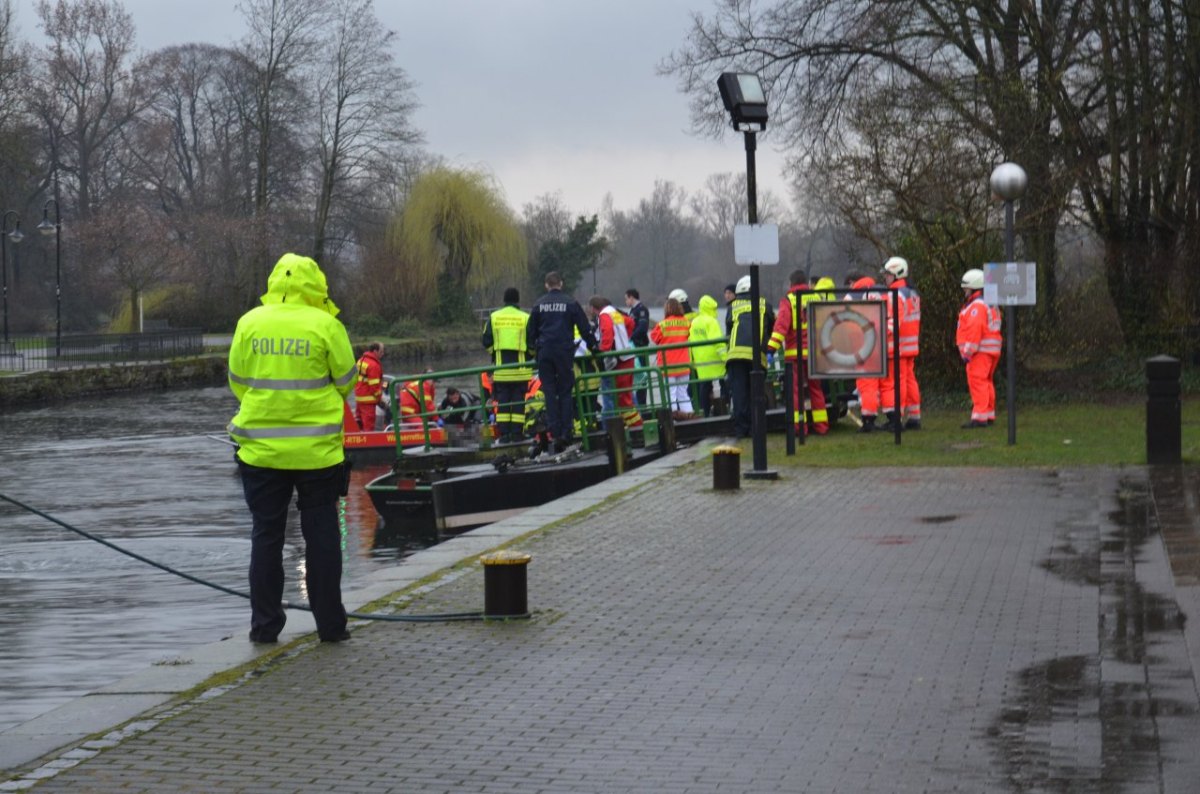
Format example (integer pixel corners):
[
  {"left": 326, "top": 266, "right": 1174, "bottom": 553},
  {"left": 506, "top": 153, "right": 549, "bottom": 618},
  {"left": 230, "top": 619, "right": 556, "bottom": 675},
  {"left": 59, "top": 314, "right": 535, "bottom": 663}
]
[
  {"left": 858, "top": 415, "right": 876, "bottom": 434},
  {"left": 880, "top": 411, "right": 902, "bottom": 432}
]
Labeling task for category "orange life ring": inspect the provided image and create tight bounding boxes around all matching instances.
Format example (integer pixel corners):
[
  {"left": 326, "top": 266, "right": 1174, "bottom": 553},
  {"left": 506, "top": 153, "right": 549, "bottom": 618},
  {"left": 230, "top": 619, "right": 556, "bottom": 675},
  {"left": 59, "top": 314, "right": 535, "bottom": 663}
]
[{"left": 818, "top": 308, "right": 877, "bottom": 367}]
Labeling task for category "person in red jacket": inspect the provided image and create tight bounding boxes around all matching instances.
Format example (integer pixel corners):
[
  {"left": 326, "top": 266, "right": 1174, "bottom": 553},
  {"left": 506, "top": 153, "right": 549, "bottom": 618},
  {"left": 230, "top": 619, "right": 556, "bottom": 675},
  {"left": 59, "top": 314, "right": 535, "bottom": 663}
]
[
  {"left": 650, "top": 297, "right": 694, "bottom": 418},
  {"left": 845, "top": 275, "right": 889, "bottom": 433},
  {"left": 588, "top": 296, "right": 643, "bottom": 429},
  {"left": 766, "top": 268, "right": 829, "bottom": 436},
  {"left": 398, "top": 379, "right": 437, "bottom": 427},
  {"left": 352, "top": 342, "right": 385, "bottom": 431},
  {"left": 881, "top": 256, "right": 922, "bottom": 430},
  {"left": 956, "top": 269, "right": 1002, "bottom": 428}
]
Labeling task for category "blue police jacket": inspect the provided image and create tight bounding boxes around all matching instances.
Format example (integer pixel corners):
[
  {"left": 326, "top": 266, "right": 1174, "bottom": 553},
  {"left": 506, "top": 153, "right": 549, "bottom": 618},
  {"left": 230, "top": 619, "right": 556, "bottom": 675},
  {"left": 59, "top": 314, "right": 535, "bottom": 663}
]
[{"left": 528, "top": 289, "right": 593, "bottom": 356}]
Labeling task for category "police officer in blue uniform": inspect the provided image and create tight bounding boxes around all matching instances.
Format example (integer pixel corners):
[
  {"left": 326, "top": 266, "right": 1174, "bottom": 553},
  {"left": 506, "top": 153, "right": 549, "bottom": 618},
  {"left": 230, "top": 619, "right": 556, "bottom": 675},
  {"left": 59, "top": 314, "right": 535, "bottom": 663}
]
[{"left": 527, "top": 271, "right": 594, "bottom": 453}]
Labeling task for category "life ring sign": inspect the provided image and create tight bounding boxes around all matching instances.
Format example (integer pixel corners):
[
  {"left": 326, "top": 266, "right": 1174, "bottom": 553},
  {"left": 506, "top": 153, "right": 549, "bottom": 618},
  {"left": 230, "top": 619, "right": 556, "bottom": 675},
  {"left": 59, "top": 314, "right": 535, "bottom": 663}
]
[{"left": 806, "top": 300, "right": 888, "bottom": 377}]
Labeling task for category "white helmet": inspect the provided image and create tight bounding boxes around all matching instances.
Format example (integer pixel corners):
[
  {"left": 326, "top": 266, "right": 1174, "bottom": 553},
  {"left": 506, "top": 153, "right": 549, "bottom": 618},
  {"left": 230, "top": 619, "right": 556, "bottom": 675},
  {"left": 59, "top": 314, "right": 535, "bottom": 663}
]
[
  {"left": 882, "top": 256, "right": 909, "bottom": 279},
  {"left": 668, "top": 288, "right": 688, "bottom": 303},
  {"left": 961, "top": 268, "right": 985, "bottom": 290},
  {"left": 735, "top": 275, "right": 752, "bottom": 294}
]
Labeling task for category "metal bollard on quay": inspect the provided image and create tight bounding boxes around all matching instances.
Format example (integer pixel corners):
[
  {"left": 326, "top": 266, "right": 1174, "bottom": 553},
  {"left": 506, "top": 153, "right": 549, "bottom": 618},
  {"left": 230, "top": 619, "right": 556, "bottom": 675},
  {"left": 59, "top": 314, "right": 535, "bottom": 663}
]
[
  {"left": 712, "top": 445, "right": 741, "bottom": 491},
  {"left": 480, "top": 550, "right": 532, "bottom": 619},
  {"left": 1146, "top": 355, "right": 1181, "bottom": 465}
]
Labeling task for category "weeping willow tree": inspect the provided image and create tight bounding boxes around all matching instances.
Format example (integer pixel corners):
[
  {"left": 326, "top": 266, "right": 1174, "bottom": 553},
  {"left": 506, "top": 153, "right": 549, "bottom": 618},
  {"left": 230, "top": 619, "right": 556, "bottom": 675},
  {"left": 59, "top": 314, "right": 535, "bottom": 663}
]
[{"left": 389, "top": 167, "right": 526, "bottom": 324}]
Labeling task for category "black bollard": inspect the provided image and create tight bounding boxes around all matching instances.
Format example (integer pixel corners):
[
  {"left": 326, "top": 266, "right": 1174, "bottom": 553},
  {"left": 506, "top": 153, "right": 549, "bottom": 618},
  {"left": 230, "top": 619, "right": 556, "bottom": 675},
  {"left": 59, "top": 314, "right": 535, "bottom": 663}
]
[
  {"left": 481, "top": 550, "right": 532, "bottom": 618},
  {"left": 712, "top": 445, "right": 741, "bottom": 491},
  {"left": 1146, "top": 355, "right": 1181, "bottom": 465}
]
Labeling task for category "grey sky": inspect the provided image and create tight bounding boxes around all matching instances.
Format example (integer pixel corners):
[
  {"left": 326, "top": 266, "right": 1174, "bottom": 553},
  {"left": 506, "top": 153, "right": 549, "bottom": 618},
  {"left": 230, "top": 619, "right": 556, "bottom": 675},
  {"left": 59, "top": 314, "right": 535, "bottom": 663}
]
[{"left": 15, "top": 0, "right": 792, "bottom": 217}]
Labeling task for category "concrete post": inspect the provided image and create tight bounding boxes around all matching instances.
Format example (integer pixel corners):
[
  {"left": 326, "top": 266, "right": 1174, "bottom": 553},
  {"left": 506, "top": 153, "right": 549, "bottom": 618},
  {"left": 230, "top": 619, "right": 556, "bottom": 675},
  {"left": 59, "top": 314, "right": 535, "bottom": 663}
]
[{"left": 1146, "top": 355, "right": 1181, "bottom": 464}]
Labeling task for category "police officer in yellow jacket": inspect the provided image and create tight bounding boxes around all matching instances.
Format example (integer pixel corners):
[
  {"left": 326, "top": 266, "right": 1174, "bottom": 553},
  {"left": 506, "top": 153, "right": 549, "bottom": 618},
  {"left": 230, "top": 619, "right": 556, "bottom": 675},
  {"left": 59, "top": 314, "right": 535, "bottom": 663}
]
[{"left": 228, "top": 253, "right": 358, "bottom": 644}]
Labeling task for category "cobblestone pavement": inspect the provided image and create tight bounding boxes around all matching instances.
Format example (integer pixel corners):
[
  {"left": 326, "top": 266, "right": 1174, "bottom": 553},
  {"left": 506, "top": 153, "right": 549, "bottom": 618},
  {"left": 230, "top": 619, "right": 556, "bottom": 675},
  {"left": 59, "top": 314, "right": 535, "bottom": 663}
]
[{"left": 7, "top": 464, "right": 1200, "bottom": 793}]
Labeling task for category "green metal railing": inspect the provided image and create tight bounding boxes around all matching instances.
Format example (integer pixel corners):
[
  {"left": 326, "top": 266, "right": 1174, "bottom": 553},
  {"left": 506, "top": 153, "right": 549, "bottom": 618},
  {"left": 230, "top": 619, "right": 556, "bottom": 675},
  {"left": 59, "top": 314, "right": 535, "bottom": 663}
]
[{"left": 387, "top": 335, "right": 733, "bottom": 456}]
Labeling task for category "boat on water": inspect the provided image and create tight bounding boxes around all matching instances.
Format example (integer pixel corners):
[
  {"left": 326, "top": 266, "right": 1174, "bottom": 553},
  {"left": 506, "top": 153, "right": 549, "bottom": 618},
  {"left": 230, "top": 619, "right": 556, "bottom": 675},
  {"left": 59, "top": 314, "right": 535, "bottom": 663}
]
[{"left": 360, "top": 337, "right": 817, "bottom": 536}]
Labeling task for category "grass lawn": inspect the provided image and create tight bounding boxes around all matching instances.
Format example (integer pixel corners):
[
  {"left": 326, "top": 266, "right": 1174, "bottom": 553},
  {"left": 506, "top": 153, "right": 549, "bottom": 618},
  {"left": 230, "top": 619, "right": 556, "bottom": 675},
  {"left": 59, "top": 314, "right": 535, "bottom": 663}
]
[{"left": 739, "top": 397, "right": 1200, "bottom": 467}]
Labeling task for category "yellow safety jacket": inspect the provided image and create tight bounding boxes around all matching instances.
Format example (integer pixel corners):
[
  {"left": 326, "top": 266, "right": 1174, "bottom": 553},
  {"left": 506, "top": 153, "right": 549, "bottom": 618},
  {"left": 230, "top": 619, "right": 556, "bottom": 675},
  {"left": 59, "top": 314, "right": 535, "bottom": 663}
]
[
  {"left": 484, "top": 304, "right": 533, "bottom": 382},
  {"left": 228, "top": 254, "right": 358, "bottom": 470},
  {"left": 727, "top": 296, "right": 769, "bottom": 366}
]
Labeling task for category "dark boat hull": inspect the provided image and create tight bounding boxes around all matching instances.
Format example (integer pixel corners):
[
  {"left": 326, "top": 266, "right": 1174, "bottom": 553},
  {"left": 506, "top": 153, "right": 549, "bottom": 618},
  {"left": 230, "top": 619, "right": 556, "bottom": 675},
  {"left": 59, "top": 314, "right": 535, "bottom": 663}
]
[{"left": 431, "top": 454, "right": 615, "bottom": 532}]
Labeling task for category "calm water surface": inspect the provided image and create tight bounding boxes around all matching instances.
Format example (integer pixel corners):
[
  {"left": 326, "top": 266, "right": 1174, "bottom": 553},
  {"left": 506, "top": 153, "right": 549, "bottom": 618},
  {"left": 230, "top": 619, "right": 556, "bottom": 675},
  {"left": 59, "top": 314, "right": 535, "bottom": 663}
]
[{"left": 0, "top": 385, "right": 430, "bottom": 733}]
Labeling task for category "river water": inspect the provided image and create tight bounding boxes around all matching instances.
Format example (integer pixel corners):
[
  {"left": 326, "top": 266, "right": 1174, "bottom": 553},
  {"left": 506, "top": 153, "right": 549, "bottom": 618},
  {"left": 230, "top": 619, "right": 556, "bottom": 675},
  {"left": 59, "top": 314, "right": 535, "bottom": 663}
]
[{"left": 0, "top": 384, "right": 438, "bottom": 734}]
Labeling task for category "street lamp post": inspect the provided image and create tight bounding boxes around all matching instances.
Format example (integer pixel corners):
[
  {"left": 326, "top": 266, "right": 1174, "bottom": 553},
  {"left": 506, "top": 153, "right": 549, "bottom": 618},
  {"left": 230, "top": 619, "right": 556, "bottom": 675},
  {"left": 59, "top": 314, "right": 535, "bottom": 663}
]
[
  {"left": 718, "top": 72, "right": 776, "bottom": 479},
  {"left": 989, "top": 162, "right": 1027, "bottom": 446},
  {"left": 37, "top": 198, "right": 61, "bottom": 356},
  {"left": 1, "top": 210, "right": 24, "bottom": 344}
]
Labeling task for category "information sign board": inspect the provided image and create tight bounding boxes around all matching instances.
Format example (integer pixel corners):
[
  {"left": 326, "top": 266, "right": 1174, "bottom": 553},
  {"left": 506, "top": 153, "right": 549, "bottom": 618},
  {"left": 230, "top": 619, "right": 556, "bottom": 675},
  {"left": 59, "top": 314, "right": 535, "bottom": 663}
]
[
  {"left": 983, "top": 261, "right": 1037, "bottom": 306},
  {"left": 734, "top": 224, "right": 780, "bottom": 266}
]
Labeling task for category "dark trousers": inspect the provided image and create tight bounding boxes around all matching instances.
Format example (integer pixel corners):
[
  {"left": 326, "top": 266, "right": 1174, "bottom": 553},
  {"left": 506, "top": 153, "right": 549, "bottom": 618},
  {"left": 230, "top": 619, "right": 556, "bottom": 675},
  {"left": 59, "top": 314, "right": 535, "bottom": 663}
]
[
  {"left": 492, "top": 379, "right": 526, "bottom": 438},
  {"left": 538, "top": 351, "right": 576, "bottom": 440},
  {"left": 727, "top": 359, "right": 752, "bottom": 438},
  {"left": 696, "top": 380, "right": 715, "bottom": 417},
  {"left": 238, "top": 461, "right": 347, "bottom": 641}
]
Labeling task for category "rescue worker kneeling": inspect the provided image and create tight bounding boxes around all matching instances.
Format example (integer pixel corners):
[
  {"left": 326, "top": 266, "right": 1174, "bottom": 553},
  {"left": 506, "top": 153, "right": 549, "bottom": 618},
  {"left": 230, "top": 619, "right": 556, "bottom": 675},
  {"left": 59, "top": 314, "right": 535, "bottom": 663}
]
[{"left": 398, "top": 379, "right": 438, "bottom": 427}]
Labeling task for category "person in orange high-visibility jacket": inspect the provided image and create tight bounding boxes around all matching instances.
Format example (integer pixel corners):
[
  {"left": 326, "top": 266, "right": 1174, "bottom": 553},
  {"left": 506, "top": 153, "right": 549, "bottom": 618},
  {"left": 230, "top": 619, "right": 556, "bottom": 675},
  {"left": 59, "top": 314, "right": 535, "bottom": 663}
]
[
  {"left": 650, "top": 296, "right": 694, "bottom": 417},
  {"left": 881, "top": 256, "right": 922, "bottom": 430},
  {"left": 398, "top": 379, "right": 437, "bottom": 427},
  {"left": 588, "top": 296, "right": 643, "bottom": 429},
  {"left": 352, "top": 342, "right": 385, "bottom": 431},
  {"left": 766, "top": 268, "right": 829, "bottom": 436},
  {"left": 956, "top": 269, "right": 1002, "bottom": 429},
  {"left": 845, "top": 275, "right": 889, "bottom": 433}
]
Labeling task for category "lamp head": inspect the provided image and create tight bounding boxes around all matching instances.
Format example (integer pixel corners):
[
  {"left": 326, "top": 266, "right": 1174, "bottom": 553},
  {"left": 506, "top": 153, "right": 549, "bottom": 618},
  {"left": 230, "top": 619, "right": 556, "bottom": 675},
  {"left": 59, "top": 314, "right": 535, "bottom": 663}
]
[
  {"left": 717, "top": 72, "right": 768, "bottom": 130},
  {"left": 990, "top": 162, "right": 1028, "bottom": 201},
  {"left": 7, "top": 226, "right": 22, "bottom": 244},
  {"left": 37, "top": 216, "right": 54, "bottom": 236}
]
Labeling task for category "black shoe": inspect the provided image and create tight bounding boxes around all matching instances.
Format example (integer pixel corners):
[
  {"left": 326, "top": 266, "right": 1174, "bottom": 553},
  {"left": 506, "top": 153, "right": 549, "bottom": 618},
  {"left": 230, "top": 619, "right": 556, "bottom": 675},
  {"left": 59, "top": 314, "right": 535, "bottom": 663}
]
[
  {"left": 320, "top": 630, "right": 351, "bottom": 643},
  {"left": 904, "top": 419, "right": 922, "bottom": 431},
  {"left": 249, "top": 631, "right": 278, "bottom": 644},
  {"left": 553, "top": 439, "right": 568, "bottom": 454},
  {"left": 987, "top": 419, "right": 995, "bottom": 425},
  {"left": 858, "top": 417, "right": 876, "bottom": 434},
  {"left": 961, "top": 420, "right": 988, "bottom": 429}
]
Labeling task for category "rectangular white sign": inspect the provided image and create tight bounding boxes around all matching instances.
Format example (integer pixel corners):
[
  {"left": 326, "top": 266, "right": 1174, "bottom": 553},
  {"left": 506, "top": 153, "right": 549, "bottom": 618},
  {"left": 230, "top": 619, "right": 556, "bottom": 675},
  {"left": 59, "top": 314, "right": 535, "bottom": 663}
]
[
  {"left": 983, "top": 261, "right": 1037, "bottom": 306},
  {"left": 734, "top": 223, "right": 780, "bottom": 266}
]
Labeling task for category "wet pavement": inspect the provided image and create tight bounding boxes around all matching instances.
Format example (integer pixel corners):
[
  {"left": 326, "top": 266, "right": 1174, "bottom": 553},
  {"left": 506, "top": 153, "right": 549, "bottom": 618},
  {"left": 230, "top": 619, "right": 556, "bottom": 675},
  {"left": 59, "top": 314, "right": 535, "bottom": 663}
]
[{"left": 4, "top": 453, "right": 1200, "bottom": 792}]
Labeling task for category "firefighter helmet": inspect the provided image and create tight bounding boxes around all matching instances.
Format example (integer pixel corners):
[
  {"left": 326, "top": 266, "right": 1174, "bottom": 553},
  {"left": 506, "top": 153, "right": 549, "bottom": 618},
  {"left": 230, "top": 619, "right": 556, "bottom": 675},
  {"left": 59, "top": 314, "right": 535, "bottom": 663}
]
[
  {"left": 735, "top": 275, "right": 752, "bottom": 294},
  {"left": 961, "top": 269, "right": 985, "bottom": 290}
]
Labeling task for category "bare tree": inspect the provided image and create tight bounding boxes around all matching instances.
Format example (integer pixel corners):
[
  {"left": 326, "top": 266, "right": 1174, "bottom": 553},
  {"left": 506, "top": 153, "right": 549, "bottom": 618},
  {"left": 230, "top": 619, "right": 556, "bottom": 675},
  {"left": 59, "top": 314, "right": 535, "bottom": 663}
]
[
  {"left": 311, "top": 0, "right": 420, "bottom": 265},
  {"left": 605, "top": 180, "right": 697, "bottom": 298},
  {"left": 31, "top": 0, "right": 144, "bottom": 220},
  {"left": 237, "top": 0, "right": 327, "bottom": 216}
]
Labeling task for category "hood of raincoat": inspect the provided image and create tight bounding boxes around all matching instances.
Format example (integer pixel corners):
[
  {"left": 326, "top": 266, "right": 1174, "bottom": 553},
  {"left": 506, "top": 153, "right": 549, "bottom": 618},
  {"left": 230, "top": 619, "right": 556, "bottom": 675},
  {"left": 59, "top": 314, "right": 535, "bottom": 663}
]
[
  {"left": 814, "top": 277, "right": 835, "bottom": 291},
  {"left": 698, "top": 294, "right": 718, "bottom": 316},
  {"left": 260, "top": 253, "right": 341, "bottom": 317}
]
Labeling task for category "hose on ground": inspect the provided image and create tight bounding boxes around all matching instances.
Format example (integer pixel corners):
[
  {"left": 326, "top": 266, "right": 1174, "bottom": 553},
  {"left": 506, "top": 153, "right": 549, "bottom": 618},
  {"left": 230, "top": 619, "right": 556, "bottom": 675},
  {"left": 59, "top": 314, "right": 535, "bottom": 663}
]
[{"left": 0, "top": 491, "right": 485, "bottom": 623}]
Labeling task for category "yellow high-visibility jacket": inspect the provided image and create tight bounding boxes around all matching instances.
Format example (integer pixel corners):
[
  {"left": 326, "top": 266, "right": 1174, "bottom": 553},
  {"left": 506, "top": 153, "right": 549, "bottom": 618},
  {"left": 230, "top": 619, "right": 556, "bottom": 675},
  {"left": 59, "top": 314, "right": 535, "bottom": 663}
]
[{"left": 228, "top": 254, "right": 358, "bottom": 469}]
